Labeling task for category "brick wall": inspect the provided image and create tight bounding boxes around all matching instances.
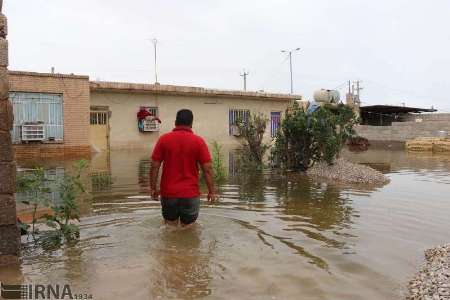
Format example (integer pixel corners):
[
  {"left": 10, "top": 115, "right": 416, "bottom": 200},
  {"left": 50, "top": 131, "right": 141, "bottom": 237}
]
[{"left": 9, "top": 71, "right": 91, "bottom": 158}]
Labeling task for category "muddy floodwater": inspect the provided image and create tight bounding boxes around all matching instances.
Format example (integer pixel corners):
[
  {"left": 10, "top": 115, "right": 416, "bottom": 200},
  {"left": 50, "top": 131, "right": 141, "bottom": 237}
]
[{"left": 1, "top": 148, "right": 450, "bottom": 299}]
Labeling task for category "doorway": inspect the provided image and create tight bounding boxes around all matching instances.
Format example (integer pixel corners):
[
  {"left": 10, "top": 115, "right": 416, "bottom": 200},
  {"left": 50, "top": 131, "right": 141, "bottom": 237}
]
[{"left": 89, "top": 106, "right": 110, "bottom": 152}]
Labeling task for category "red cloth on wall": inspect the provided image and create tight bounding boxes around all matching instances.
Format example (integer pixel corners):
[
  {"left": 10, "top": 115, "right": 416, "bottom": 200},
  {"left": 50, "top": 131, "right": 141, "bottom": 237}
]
[{"left": 137, "top": 109, "right": 151, "bottom": 120}]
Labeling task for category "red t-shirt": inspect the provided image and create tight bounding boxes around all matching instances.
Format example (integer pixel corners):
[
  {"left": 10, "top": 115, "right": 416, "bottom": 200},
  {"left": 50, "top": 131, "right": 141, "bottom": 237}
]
[{"left": 151, "top": 126, "right": 212, "bottom": 198}]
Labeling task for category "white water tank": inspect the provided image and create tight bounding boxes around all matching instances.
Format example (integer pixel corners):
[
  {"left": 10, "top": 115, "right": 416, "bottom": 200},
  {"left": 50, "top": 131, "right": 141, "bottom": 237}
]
[{"left": 313, "top": 89, "right": 340, "bottom": 103}]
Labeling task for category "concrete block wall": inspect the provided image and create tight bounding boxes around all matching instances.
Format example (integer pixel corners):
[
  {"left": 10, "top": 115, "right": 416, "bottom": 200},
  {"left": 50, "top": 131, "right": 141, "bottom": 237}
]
[
  {"left": 0, "top": 9, "right": 20, "bottom": 266},
  {"left": 403, "top": 113, "right": 450, "bottom": 122},
  {"left": 9, "top": 71, "right": 91, "bottom": 159},
  {"left": 356, "top": 115, "right": 450, "bottom": 142}
]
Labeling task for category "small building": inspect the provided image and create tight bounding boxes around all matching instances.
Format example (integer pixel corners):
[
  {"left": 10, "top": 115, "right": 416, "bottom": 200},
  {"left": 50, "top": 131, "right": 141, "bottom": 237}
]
[
  {"left": 90, "top": 81, "right": 295, "bottom": 150},
  {"left": 355, "top": 105, "right": 450, "bottom": 144},
  {"left": 9, "top": 71, "right": 91, "bottom": 159},
  {"left": 9, "top": 70, "right": 299, "bottom": 158},
  {"left": 359, "top": 105, "right": 437, "bottom": 126}
]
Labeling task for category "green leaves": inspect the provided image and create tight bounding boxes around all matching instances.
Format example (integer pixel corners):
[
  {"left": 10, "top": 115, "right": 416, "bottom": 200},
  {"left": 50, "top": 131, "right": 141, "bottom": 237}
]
[
  {"left": 236, "top": 113, "right": 269, "bottom": 168},
  {"left": 211, "top": 141, "right": 227, "bottom": 183},
  {"left": 273, "top": 103, "right": 357, "bottom": 170},
  {"left": 16, "top": 160, "right": 88, "bottom": 243}
]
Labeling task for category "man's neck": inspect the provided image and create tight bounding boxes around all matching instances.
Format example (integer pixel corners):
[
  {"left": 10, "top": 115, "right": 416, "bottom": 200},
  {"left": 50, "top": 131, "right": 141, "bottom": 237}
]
[{"left": 173, "top": 125, "right": 192, "bottom": 132}]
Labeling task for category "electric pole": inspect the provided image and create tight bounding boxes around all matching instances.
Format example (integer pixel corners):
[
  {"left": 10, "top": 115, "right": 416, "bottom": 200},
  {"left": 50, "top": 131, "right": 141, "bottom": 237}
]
[
  {"left": 151, "top": 38, "right": 158, "bottom": 83},
  {"left": 281, "top": 47, "right": 300, "bottom": 94},
  {"left": 354, "top": 80, "right": 363, "bottom": 104},
  {"left": 240, "top": 69, "right": 249, "bottom": 91}
]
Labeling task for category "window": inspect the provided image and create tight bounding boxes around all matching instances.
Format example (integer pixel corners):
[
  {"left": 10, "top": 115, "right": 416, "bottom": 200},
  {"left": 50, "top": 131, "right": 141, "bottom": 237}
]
[
  {"left": 90, "top": 112, "right": 108, "bottom": 125},
  {"left": 141, "top": 106, "right": 160, "bottom": 132},
  {"left": 229, "top": 109, "right": 249, "bottom": 136},
  {"left": 10, "top": 92, "right": 63, "bottom": 143},
  {"left": 270, "top": 111, "right": 281, "bottom": 138},
  {"left": 147, "top": 107, "right": 159, "bottom": 117}
]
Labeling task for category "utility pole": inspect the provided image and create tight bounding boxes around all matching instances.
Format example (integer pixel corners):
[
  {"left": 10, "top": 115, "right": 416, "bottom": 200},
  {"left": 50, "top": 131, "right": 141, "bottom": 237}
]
[
  {"left": 281, "top": 47, "right": 300, "bottom": 94},
  {"left": 151, "top": 38, "right": 158, "bottom": 83},
  {"left": 240, "top": 69, "right": 249, "bottom": 91},
  {"left": 354, "top": 80, "right": 363, "bottom": 105}
]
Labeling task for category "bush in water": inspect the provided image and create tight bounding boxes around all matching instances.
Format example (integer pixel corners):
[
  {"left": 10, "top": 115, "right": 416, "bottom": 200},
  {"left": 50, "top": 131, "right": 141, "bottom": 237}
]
[
  {"left": 43, "top": 160, "right": 88, "bottom": 243},
  {"left": 273, "top": 102, "right": 357, "bottom": 171},
  {"left": 211, "top": 141, "right": 227, "bottom": 183},
  {"left": 236, "top": 113, "right": 269, "bottom": 169}
]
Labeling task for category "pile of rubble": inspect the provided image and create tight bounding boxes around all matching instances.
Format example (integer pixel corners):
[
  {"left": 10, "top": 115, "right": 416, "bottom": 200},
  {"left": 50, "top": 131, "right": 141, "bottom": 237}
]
[
  {"left": 307, "top": 158, "right": 389, "bottom": 184},
  {"left": 408, "top": 244, "right": 450, "bottom": 300}
]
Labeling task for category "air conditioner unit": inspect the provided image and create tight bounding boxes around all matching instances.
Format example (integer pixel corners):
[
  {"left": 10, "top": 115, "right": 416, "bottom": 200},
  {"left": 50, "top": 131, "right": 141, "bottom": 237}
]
[
  {"left": 143, "top": 119, "right": 161, "bottom": 132},
  {"left": 21, "top": 123, "right": 45, "bottom": 142}
]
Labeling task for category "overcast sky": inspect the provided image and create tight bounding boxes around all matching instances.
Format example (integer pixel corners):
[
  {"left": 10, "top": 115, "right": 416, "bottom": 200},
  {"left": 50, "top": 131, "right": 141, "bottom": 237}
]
[{"left": 5, "top": 0, "right": 450, "bottom": 111}]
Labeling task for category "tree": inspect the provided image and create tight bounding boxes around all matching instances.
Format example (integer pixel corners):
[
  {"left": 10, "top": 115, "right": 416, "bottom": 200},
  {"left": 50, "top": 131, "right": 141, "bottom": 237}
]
[
  {"left": 236, "top": 113, "right": 269, "bottom": 167},
  {"left": 273, "top": 102, "right": 357, "bottom": 170}
]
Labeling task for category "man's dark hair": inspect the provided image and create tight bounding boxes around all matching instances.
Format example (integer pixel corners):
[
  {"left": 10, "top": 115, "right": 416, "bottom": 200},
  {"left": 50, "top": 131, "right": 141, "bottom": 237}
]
[{"left": 175, "top": 109, "right": 194, "bottom": 126}]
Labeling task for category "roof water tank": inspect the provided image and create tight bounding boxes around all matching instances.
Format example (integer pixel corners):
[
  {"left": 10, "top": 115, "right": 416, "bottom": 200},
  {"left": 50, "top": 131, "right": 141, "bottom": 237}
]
[{"left": 313, "top": 89, "right": 340, "bottom": 103}]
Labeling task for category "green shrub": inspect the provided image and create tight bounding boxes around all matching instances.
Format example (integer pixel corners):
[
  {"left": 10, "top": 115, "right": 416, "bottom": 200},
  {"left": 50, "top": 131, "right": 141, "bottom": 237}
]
[
  {"left": 236, "top": 113, "right": 269, "bottom": 168},
  {"left": 43, "top": 160, "right": 88, "bottom": 242},
  {"left": 211, "top": 141, "right": 227, "bottom": 183},
  {"left": 273, "top": 102, "right": 357, "bottom": 170},
  {"left": 16, "top": 167, "right": 51, "bottom": 234}
]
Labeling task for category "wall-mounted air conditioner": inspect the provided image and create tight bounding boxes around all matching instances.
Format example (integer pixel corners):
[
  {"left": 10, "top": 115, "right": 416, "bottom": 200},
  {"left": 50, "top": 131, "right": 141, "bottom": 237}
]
[
  {"left": 143, "top": 119, "right": 160, "bottom": 132},
  {"left": 21, "top": 122, "right": 45, "bottom": 142}
]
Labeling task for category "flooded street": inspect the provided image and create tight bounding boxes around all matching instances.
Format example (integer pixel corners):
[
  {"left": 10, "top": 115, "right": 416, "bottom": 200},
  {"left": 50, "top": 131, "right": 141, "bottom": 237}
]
[{"left": 1, "top": 148, "right": 450, "bottom": 300}]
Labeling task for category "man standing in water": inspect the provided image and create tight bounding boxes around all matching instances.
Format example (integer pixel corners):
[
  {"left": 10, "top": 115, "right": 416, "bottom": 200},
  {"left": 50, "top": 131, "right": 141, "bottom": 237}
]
[{"left": 150, "top": 109, "right": 216, "bottom": 226}]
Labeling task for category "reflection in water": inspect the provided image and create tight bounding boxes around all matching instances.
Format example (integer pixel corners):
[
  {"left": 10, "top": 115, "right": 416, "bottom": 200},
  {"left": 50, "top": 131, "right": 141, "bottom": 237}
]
[
  {"left": 226, "top": 168, "right": 357, "bottom": 270},
  {"left": 138, "top": 159, "right": 151, "bottom": 190},
  {"left": 91, "top": 171, "right": 113, "bottom": 192},
  {"left": 150, "top": 226, "right": 214, "bottom": 299},
  {"left": 2, "top": 148, "right": 450, "bottom": 299}
]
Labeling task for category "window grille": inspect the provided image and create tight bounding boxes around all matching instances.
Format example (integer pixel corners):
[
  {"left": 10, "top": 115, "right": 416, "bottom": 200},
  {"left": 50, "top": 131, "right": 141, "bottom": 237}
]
[
  {"left": 270, "top": 111, "right": 281, "bottom": 138},
  {"left": 229, "top": 109, "right": 250, "bottom": 136},
  {"left": 10, "top": 92, "right": 63, "bottom": 143},
  {"left": 142, "top": 107, "right": 160, "bottom": 132},
  {"left": 90, "top": 112, "right": 108, "bottom": 125}
]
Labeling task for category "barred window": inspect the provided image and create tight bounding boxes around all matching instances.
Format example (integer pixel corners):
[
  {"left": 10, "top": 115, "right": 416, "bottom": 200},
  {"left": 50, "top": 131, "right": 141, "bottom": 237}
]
[
  {"left": 147, "top": 107, "right": 159, "bottom": 117},
  {"left": 10, "top": 92, "right": 63, "bottom": 143},
  {"left": 90, "top": 112, "right": 108, "bottom": 125},
  {"left": 270, "top": 111, "right": 281, "bottom": 138},
  {"left": 229, "top": 109, "right": 249, "bottom": 135}
]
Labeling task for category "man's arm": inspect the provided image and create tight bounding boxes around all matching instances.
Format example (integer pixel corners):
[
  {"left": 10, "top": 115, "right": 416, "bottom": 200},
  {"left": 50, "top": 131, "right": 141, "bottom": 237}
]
[
  {"left": 200, "top": 162, "right": 217, "bottom": 202},
  {"left": 150, "top": 160, "right": 161, "bottom": 200}
]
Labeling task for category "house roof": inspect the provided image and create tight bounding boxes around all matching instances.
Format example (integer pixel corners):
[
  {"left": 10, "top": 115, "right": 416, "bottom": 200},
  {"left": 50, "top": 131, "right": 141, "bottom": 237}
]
[
  {"left": 9, "top": 70, "right": 89, "bottom": 80},
  {"left": 360, "top": 105, "right": 437, "bottom": 114},
  {"left": 90, "top": 80, "right": 302, "bottom": 101}
]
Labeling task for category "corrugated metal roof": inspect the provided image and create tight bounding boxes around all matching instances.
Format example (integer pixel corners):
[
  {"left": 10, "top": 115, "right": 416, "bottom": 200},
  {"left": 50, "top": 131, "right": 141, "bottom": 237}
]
[{"left": 360, "top": 105, "right": 437, "bottom": 114}]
